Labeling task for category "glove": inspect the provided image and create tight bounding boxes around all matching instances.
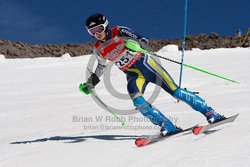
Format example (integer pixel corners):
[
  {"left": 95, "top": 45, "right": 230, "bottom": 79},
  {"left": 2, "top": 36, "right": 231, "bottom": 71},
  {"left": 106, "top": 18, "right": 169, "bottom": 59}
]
[
  {"left": 79, "top": 73, "right": 100, "bottom": 95},
  {"left": 79, "top": 83, "right": 94, "bottom": 94}
]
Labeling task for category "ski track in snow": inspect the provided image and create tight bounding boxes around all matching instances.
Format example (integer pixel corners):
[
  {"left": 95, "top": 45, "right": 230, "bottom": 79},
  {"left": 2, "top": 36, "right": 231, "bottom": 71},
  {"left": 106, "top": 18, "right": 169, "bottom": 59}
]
[{"left": 0, "top": 47, "right": 250, "bottom": 167}]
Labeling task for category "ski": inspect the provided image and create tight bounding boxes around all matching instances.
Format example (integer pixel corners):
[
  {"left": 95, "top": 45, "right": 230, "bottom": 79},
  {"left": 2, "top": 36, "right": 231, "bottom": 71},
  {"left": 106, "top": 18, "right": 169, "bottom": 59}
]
[
  {"left": 192, "top": 114, "right": 239, "bottom": 135},
  {"left": 135, "top": 125, "right": 198, "bottom": 147}
]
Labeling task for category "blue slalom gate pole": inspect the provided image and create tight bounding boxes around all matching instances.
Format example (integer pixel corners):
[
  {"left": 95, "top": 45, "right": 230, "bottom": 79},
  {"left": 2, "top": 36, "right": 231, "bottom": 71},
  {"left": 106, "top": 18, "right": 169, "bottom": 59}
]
[{"left": 178, "top": 0, "right": 188, "bottom": 88}]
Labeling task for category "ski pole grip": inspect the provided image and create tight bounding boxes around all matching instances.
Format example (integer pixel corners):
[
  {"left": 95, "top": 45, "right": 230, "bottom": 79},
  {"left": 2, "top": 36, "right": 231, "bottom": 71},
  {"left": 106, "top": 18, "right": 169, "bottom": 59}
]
[
  {"left": 125, "top": 39, "right": 149, "bottom": 54},
  {"left": 79, "top": 83, "right": 94, "bottom": 95}
]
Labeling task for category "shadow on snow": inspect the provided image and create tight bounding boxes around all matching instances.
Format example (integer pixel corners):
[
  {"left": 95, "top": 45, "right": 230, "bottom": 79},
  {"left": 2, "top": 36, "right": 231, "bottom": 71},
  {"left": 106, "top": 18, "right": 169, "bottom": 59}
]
[
  {"left": 10, "top": 128, "right": 225, "bottom": 144},
  {"left": 10, "top": 134, "right": 141, "bottom": 144}
]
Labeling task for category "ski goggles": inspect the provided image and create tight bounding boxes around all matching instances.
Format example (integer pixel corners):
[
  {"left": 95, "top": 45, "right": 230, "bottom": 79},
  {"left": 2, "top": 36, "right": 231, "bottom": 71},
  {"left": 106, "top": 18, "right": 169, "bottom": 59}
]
[{"left": 87, "top": 20, "right": 108, "bottom": 36}]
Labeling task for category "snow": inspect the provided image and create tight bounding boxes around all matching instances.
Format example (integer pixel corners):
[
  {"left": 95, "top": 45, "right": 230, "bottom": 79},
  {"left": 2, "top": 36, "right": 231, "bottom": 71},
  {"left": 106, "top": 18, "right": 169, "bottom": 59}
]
[
  {"left": 0, "top": 47, "right": 250, "bottom": 167},
  {"left": 61, "top": 53, "right": 71, "bottom": 59},
  {"left": 158, "top": 44, "right": 179, "bottom": 53},
  {"left": 0, "top": 54, "right": 5, "bottom": 63}
]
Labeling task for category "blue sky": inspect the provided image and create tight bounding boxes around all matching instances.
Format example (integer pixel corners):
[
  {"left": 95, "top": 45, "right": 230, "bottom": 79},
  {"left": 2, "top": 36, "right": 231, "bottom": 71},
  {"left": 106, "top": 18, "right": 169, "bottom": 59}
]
[{"left": 0, "top": 0, "right": 249, "bottom": 44}]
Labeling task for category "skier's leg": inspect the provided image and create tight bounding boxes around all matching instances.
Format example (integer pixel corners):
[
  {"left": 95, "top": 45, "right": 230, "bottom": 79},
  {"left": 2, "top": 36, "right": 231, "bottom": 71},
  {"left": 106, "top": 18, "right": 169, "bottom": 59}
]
[
  {"left": 125, "top": 69, "right": 177, "bottom": 133},
  {"left": 133, "top": 96, "right": 176, "bottom": 131},
  {"left": 136, "top": 54, "right": 178, "bottom": 94},
  {"left": 138, "top": 54, "right": 222, "bottom": 123},
  {"left": 173, "top": 88, "right": 222, "bottom": 123}
]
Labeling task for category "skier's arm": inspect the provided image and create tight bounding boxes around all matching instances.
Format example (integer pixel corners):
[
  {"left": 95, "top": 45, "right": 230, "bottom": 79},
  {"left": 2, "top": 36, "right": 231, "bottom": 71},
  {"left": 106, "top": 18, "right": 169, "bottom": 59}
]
[
  {"left": 87, "top": 49, "right": 107, "bottom": 86},
  {"left": 117, "top": 26, "right": 149, "bottom": 45},
  {"left": 93, "top": 49, "right": 107, "bottom": 78},
  {"left": 79, "top": 49, "right": 106, "bottom": 95}
]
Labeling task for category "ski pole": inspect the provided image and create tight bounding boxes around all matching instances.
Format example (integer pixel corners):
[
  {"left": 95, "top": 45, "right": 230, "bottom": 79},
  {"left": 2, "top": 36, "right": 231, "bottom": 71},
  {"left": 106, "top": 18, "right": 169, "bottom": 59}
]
[
  {"left": 91, "top": 90, "right": 126, "bottom": 126},
  {"left": 82, "top": 69, "right": 126, "bottom": 126},
  {"left": 152, "top": 54, "right": 240, "bottom": 84},
  {"left": 179, "top": 0, "right": 188, "bottom": 88},
  {"left": 125, "top": 39, "right": 240, "bottom": 84}
]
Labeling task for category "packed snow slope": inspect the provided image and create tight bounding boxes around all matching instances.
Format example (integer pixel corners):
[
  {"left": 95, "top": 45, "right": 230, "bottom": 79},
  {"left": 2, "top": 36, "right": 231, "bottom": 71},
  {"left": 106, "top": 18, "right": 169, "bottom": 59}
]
[{"left": 0, "top": 46, "right": 250, "bottom": 167}]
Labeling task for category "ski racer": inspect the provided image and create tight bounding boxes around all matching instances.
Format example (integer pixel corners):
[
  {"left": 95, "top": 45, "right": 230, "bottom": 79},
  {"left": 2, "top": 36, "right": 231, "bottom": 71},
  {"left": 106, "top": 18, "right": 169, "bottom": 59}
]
[{"left": 80, "top": 13, "right": 225, "bottom": 135}]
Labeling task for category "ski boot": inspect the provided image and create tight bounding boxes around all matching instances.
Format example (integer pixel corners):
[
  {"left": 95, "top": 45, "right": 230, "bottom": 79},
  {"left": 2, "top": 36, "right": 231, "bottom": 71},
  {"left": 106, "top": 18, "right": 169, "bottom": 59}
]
[
  {"left": 206, "top": 110, "right": 226, "bottom": 124},
  {"left": 160, "top": 123, "right": 183, "bottom": 136},
  {"left": 133, "top": 96, "right": 179, "bottom": 134}
]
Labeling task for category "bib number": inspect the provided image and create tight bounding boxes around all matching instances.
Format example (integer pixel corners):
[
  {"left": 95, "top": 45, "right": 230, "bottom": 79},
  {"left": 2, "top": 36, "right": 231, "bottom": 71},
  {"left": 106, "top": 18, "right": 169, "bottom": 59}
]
[
  {"left": 115, "top": 51, "right": 142, "bottom": 71},
  {"left": 115, "top": 51, "right": 134, "bottom": 68}
]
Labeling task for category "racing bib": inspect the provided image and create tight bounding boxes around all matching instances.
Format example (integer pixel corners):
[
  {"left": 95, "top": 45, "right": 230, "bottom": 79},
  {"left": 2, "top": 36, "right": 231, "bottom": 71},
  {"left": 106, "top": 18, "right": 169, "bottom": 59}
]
[{"left": 115, "top": 51, "right": 142, "bottom": 71}]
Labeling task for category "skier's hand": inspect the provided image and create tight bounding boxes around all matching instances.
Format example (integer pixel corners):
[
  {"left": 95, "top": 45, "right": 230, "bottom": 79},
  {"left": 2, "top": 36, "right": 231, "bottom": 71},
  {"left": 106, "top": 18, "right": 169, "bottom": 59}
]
[
  {"left": 79, "top": 73, "right": 100, "bottom": 95},
  {"left": 79, "top": 83, "right": 94, "bottom": 95}
]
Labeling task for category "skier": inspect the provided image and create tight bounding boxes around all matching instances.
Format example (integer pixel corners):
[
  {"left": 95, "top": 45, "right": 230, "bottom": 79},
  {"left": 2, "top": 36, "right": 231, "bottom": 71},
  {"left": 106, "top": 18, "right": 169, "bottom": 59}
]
[{"left": 80, "top": 13, "right": 224, "bottom": 136}]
